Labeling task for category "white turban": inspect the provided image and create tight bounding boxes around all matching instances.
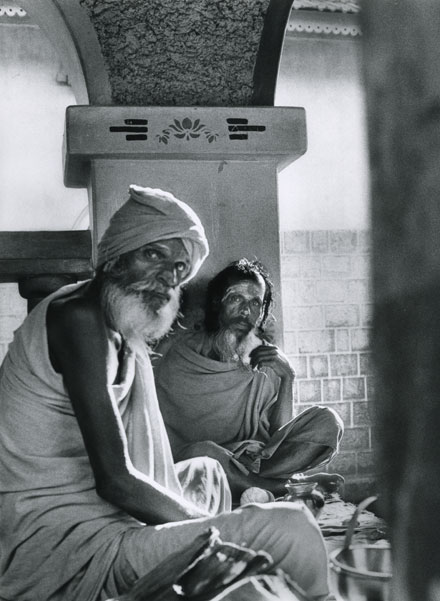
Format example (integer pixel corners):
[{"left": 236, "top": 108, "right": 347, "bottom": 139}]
[{"left": 97, "top": 185, "right": 209, "bottom": 283}]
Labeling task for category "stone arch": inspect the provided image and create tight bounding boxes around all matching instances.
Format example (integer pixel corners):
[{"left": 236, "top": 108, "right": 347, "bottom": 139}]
[
  {"left": 17, "top": 0, "right": 111, "bottom": 105},
  {"left": 252, "top": 0, "right": 295, "bottom": 105}
]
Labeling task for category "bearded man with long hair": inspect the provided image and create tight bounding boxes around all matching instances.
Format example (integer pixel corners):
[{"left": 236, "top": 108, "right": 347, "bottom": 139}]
[{"left": 156, "top": 259, "right": 344, "bottom": 503}]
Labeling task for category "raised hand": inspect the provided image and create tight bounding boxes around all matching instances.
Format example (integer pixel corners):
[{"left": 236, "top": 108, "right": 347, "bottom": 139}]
[{"left": 249, "top": 344, "right": 295, "bottom": 381}]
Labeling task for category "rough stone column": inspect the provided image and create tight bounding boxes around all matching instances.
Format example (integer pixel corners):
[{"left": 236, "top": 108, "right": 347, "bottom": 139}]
[
  {"left": 362, "top": 2, "right": 440, "bottom": 600},
  {"left": 64, "top": 106, "right": 306, "bottom": 337},
  {"left": 78, "top": 0, "right": 271, "bottom": 106}
]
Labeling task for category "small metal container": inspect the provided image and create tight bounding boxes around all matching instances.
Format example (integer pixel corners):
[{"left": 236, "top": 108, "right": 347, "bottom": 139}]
[
  {"left": 328, "top": 496, "right": 392, "bottom": 601},
  {"left": 283, "top": 481, "right": 325, "bottom": 518}
]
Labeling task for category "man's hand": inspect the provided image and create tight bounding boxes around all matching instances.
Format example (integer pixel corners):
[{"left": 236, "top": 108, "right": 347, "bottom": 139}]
[
  {"left": 249, "top": 344, "right": 295, "bottom": 432},
  {"left": 249, "top": 344, "right": 295, "bottom": 381}
]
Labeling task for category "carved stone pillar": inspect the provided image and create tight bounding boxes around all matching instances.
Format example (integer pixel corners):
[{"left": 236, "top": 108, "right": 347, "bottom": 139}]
[
  {"left": 3, "top": 0, "right": 297, "bottom": 324},
  {"left": 64, "top": 105, "right": 306, "bottom": 337}
]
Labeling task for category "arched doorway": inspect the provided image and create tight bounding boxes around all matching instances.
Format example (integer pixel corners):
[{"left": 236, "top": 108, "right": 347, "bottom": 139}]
[{"left": 0, "top": 1, "right": 109, "bottom": 353}]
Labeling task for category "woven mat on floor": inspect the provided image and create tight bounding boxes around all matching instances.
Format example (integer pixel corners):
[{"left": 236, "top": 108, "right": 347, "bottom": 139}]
[{"left": 318, "top": 493, "right": 388, "bottom": 553}]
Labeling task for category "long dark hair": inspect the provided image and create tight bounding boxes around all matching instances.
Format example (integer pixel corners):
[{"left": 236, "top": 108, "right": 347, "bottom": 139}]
[{"left": 204, "top": 258, "right": 274, "bottom": 334}]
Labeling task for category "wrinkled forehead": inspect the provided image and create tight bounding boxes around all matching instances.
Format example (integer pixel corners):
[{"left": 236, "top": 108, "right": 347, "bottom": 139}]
[
  {"left": 222, "top": 277, "right": 266, "bottom": 301},
  {"left": 139, "top": 237, "right": 190, "bottom": 260}
]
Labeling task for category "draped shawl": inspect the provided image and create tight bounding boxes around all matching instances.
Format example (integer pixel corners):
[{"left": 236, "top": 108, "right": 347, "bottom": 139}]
[
  {"left": 155, "top": 331, "right": 342, "bottom": 480},
  {"left": 0, "top": 283, "right": 182, "bottom": 601},
  {"left": 155, "top": 331, "right": 280, "bottom": 456}
]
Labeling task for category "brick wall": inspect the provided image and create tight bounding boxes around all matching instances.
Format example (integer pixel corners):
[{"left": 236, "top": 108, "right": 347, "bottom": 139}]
[
  {"left": 0, "top": 284, "right": 27, "bottom": 364},
  {"left": 280, "top": 229, "right": 376, "bottom": 502}
]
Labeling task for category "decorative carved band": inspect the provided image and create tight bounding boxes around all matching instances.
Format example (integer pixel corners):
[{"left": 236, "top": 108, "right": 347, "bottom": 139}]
[
  {"left": 287, "top": 11, "right": 361, "bottom": 36},
  {"left": 107, "top": 115, "right": 269, "bottom": 145},
  {"left": 0, "top": 5, "right": 27, "bottom": 17},
  {"left": 156, "top": 118, "right": 218, "bottom": 145},
  {"left": 64, "top": 106, "right": 307, "bottom": 187},
  {"left": 226, "top": 118, "right": 266, "bottom": 141},
  {"left": 109, "top": 119, "right": 148, "bottom": 141}
]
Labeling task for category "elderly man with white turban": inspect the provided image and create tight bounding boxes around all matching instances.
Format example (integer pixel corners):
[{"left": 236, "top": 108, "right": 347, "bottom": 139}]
[{"left": 0, "top": 186, "right": 330, "bottom": 601}]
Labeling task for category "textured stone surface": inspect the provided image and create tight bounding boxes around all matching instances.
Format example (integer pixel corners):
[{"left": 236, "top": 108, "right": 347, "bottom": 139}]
[
  {"left": 283, "top": 230, "right": 310, "bottom": 253},
  {"left": 309, "top": 354, "right": 329, "bottom": 377},
  {"left": 286, "top": 306, "right": 323, "bottom": 330},
  {"left": 297, "top": 329, "right": 335, "bottom": 353},
  {"left": 335, "top": 328, "right": 350, "bottom": 351},
  {"left": 329, "top": 452, "right": 357, "bottom": 477},
  {"left": 281, "top": 229, "right": 373, "bottom": 488},
  {"left": 340, "top": 427, "right": 370, "bottom": 452},
  {"left": 325, "top": 304, "right": 360, "bottom": 328},
  {"left": 350, "top": 327, "right": 370, "bottom": 351},
  {"left": 317, "top": 279, "right": 348, "bottom": 303},
  {"left": 297, "top": 379, "right": 321, "bottom": 404},
  {"left": 287, "top": 354, "right": 307, "bottom": 378},
  {"left": 352, "top": 400, "right": 371, "bottom": 426},
  {"left": 323, "top": 379, "right": 342, "bottom": 403},
  {"left": 79, "top": 0, "right": 270, "bottom": 105},
  {"left": 343, "top": 377, "right": 366, "bottom": 400},
  {"left": 330, "top": 353, "right": 358, "bottom": 377},
  {"left": 310, "top": 230, "right": 328, "bottom": 253}
]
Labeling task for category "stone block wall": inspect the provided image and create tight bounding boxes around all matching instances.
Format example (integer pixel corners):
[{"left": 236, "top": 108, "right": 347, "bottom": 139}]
[{"left": 280, "top": 229, "right": 376, "bottom": 501}]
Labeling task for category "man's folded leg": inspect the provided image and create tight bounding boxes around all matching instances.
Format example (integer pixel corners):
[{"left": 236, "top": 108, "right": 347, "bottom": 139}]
[{"left": 106, "top": 501, "right": 330, "bottom": 601}]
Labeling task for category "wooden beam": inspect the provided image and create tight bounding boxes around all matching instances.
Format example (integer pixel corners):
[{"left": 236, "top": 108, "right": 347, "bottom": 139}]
[{"left": 0, "top": 230, "right": 93, "bottom": 282}]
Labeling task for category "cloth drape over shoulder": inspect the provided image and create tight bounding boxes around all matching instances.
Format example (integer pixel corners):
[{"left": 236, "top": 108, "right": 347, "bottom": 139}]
[
  {"left": 155, "top": 331, "right": 343, "bottom": 480},
  {"left": 155, "top": 331, "right": 280, "bottom": 454},
  {"left": 0, "top": 284, "right": 228, "bottom": 601}
]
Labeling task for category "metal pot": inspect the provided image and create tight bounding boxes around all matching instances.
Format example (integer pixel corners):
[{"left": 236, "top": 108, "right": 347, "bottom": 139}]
[
  {"left": 283, "top": 481, "right": 325, "bottom": 518},
  {"left": 328, "top": 496, "right": 392, "bottom": 601}
]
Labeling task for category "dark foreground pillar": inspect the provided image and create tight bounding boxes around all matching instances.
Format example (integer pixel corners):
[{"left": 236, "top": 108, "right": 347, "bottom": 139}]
[{"left": 362, "top": 2, "right": 440, "bottom": 600}]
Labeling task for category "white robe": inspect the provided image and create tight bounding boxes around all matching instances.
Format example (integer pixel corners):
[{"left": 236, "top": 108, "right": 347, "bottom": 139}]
[{"left": 0, "top": 283, "right": 230, "bottom": 601}]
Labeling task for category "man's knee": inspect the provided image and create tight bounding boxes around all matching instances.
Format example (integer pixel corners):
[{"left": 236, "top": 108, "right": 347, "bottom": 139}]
[
  {"left": 214, "top": 503, "right": 329, "bottom": 598},
  {"left": 239, "top": 500, "right": 316, "bottom": 533},
  {"left": 321, "top": 406, "right": 344, "bottom": 440},
  {"left": 302, "top": 405, "right": 344, "bottom": 446}
]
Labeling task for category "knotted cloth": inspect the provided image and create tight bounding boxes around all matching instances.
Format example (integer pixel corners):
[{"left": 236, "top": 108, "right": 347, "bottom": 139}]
[{"left": 97, "top": 185, "right": 209, "bottom": 282}]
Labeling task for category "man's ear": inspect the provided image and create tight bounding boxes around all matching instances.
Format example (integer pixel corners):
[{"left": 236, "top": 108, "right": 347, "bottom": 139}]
[{"left": 102, "top": 257, "right": 125, "bottom": 277}]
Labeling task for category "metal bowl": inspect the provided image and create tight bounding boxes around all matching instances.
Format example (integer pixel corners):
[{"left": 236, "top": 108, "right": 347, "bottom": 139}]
[{"left": 329, "top": 543, "right": 392, "bottom": 601}]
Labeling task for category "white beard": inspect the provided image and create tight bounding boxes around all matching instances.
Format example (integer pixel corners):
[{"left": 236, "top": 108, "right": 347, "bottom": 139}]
[
  {"left": 100, "top": 280, "right": 180, "bottom": 351},
  {"left": 212, "top": 327, "right": 262, "bottom": 365}
]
